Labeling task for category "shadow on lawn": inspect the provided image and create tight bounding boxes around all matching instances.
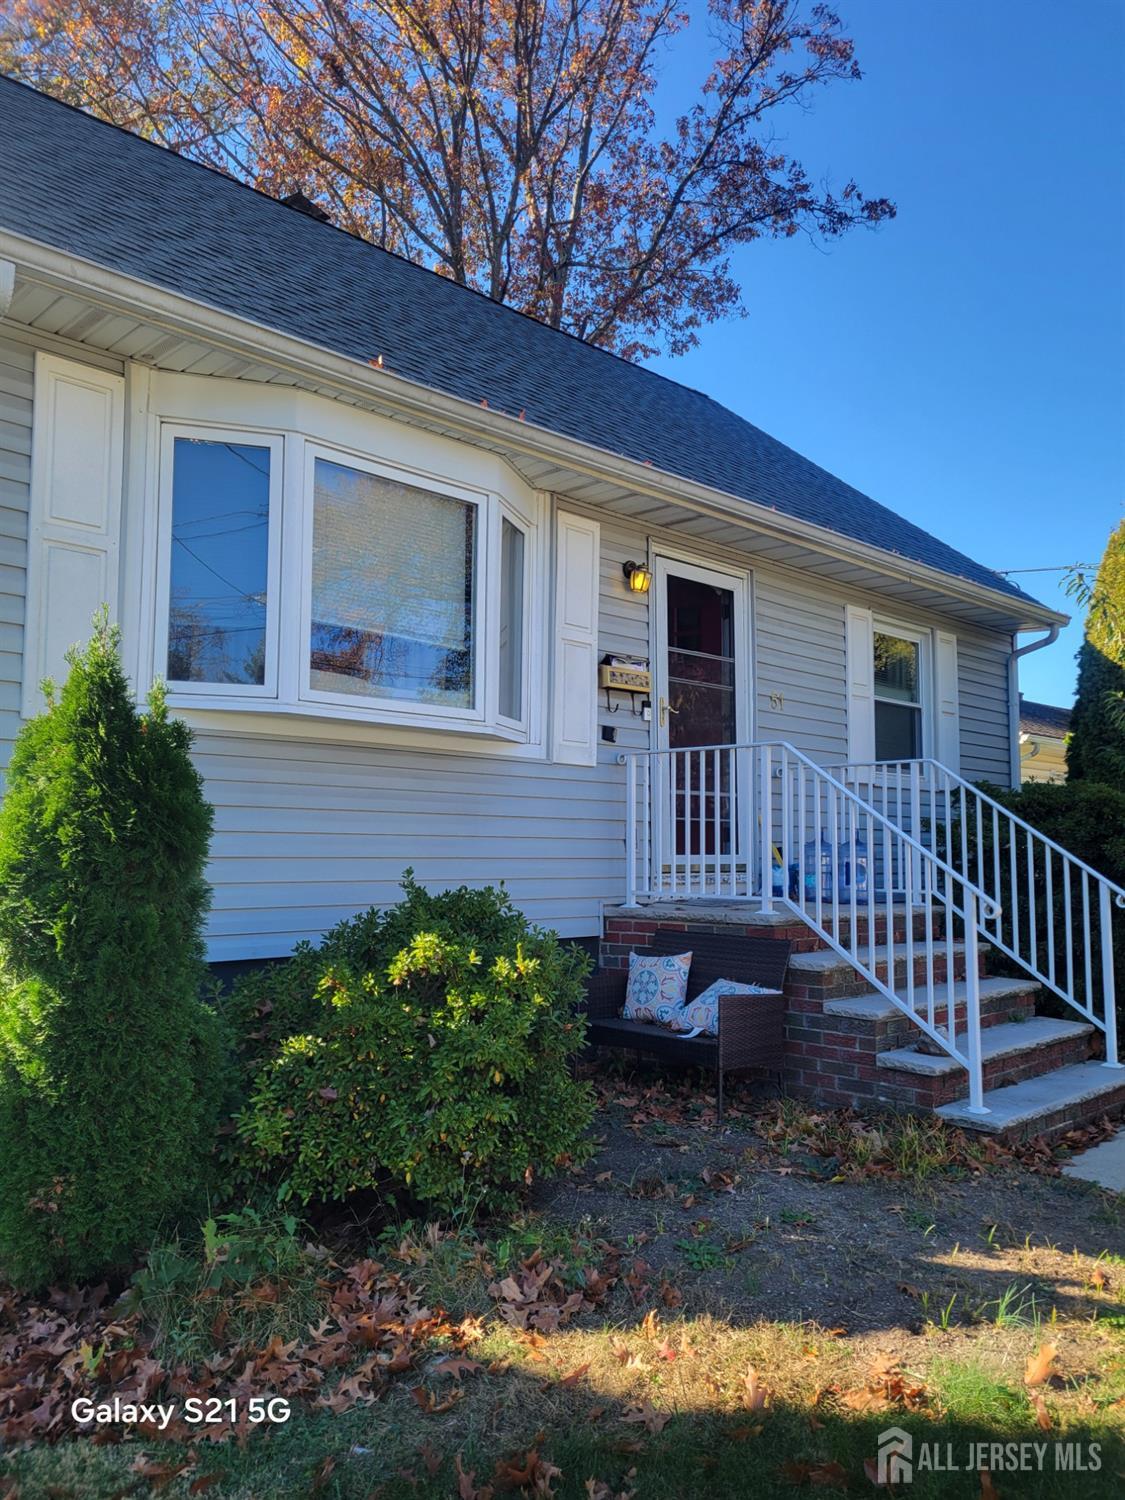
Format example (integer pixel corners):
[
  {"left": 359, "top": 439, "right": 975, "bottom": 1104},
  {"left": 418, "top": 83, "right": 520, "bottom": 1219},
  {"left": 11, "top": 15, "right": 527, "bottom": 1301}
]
[{"left": 2, "top": 1342, "right": 1122, "bottom": 1500}]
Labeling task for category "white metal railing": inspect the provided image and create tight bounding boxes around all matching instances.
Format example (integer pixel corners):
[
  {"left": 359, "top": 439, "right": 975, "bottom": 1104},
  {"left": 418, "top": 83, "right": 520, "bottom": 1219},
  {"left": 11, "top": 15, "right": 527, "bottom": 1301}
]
[
  {"left": 621, "top": 740, "right": 999, "bottom": 1112},
  {"left": 831, "top": 760, "right": 1122, "bottom": 1070}
]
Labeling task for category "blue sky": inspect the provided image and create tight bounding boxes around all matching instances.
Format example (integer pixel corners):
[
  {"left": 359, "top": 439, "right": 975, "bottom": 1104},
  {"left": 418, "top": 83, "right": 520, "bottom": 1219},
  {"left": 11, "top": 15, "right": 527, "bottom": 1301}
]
[{"left": 647, "top": 0, "right": 1124, "bottom": 706}]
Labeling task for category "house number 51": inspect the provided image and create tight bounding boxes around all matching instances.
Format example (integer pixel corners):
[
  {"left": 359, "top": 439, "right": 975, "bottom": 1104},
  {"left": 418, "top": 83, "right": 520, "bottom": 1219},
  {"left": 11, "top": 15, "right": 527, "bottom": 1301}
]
[{"left": 769, "top": 692, "right": 784, "bottom": 711}]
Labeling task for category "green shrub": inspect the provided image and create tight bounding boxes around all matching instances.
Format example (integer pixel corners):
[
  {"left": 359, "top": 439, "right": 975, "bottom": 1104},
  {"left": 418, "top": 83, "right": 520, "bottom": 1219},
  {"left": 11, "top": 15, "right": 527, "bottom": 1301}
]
[
  {"left": 230, "top": 875, "right": 594, "bottom": 1214},
  {"left": 1068, "top": 519, "right": 1125, "bottom": 785},
  {"left": 0, "top": 619, "right": 225, "bottom": 1288}
]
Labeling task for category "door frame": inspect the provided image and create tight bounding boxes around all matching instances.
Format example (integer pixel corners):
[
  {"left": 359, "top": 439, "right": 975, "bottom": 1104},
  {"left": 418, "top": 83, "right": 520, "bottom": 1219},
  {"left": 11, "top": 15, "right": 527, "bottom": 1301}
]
[{"left": 650, "top": 550, "right": 754, "bottom": 752}]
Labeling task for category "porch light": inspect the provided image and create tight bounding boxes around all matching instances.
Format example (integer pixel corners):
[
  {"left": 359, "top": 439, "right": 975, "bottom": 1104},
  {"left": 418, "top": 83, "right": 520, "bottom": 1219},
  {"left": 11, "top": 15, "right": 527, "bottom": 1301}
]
[{"left": 623, "top": 560, "right": 652, "bottom": 594}]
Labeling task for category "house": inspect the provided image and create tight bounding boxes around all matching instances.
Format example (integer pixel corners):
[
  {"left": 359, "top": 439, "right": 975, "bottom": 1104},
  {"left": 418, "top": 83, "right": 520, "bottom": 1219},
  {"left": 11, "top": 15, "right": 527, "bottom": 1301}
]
[
  {"left": 1019, "top": 698, "right": 1071, "bottom": 784},
  {"left": 1, "top": 77, "right": 1121, "bottom": 1136}
]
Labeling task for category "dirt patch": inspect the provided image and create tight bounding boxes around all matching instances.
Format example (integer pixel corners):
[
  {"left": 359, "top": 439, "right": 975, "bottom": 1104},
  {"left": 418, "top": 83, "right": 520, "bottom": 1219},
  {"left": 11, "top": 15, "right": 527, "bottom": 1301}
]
[{"left": 537, "top": 1069, "right": 1125, "bottom": 1341}]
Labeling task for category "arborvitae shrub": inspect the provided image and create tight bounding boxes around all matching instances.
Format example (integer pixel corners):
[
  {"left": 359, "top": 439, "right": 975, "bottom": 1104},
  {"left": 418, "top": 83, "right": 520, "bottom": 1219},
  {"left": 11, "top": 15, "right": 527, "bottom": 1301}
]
[
  {"left": 1068, "top": 519, "right": 1125, "bottom": 786},
  {"left": 229, "top": 875, "right": 594, "bottom": 1214},
  {"left": 0, "top": 621, "right": 225, "bottom": 1287}
]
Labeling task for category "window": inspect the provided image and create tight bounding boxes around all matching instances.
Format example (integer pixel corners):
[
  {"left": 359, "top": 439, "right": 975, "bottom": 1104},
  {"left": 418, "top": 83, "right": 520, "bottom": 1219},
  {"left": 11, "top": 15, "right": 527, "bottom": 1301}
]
[
  {"left": 874, "top": 629, "right": 923, "bottom": 760},
  {"left": 165, "top": 433, "right": 276, "bottom": 688},
  {"left": 308, "top": 455, "right": 477, "bottom": 711},
  {"left": 153, "top": 393, "right": 541, "bottom": 743},
  {"left": 498, "top": 517, "right": 526, "bottom": 722}
]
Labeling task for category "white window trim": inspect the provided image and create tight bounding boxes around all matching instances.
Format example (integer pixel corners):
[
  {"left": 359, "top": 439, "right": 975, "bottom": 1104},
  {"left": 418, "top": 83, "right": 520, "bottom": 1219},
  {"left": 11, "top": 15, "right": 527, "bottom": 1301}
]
[
  {"left": 155, "top": 423, "right": 284, "bottom": 700},
  {"left": 872, "top": 617, "right": 932, "bottom": 760},
  {"left": 134, "top": 375, "right": 547, "bottom": 749},
  {"left": 493, "top": 502, "right": 534, "bottom": 734}
]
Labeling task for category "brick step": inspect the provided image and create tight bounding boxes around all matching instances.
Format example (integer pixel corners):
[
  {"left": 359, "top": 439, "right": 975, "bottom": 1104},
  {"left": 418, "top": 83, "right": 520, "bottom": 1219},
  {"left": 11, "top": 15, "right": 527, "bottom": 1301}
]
[
  {"left": 821, "top": 977, "right": 1041, "bottom": 1049},
  {"left": 876, "top": 1017, "right": 1096, "bottom": 1107},
  {"left": 793, "top": 904, "right": 949, "bottom": 947},
  {"left": 935, "top": 1061, "right": 1125, "bottom": 1143},
  {"left": 786, "top": 941, "right": 978, "bottom": 1001}
]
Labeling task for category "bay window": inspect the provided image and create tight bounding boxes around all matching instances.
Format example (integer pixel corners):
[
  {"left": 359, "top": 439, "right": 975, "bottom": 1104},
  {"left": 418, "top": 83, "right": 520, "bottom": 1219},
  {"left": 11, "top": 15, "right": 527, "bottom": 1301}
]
[{"left": 155, "top": 414, "right": 538, "bottom": 740}]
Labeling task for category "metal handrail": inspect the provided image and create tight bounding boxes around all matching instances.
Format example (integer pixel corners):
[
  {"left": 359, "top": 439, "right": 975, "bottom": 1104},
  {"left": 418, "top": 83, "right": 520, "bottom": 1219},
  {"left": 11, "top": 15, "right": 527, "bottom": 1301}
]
[
  {"left": 622, "top": 740, "right": 995, "bottom": 911},
  {"left": 830, "top": 757, "right": 1122, "bottom": 1069},
  {"left": 619, "top": 739, "right": 998, "bottom": 1112},
  {"left": 828, "top": 758, "right": 1125, "bottom": 903}
]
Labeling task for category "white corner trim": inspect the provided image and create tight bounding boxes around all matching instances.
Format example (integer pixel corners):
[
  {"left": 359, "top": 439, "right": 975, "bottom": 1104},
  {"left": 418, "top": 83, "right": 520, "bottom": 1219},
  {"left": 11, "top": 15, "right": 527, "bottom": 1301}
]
[{"left": 0, "top": 259, "right": 14, "bottom": 318}]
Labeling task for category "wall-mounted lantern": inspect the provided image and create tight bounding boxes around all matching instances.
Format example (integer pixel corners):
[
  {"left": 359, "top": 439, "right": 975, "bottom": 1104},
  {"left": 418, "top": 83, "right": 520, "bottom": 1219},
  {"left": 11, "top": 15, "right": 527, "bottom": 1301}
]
[{"left": 622, "top": 560, "right": 652, "bottom": 594}]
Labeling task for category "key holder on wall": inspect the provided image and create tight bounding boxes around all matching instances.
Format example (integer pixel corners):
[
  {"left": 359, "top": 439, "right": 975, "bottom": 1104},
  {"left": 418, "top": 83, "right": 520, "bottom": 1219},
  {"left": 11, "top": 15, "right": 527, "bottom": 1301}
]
[{"left": 599, "top": 655, "right": 651, "bottom": 715}]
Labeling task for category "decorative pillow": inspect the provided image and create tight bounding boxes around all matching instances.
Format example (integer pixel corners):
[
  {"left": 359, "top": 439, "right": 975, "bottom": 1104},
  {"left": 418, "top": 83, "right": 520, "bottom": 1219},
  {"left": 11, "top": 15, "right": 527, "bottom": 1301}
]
[
  {"left": 679, "top": 978, "right": 772, "bottom": 1036},
  {"left": 622, "top": 951, "right": 692, "bottom": 1023}
]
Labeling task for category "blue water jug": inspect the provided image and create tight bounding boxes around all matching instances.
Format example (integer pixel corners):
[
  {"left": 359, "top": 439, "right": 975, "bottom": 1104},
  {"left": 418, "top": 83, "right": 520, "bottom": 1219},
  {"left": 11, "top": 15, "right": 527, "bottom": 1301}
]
[{"left": 838, "top": 833, "right": 869, "bottom": 900}]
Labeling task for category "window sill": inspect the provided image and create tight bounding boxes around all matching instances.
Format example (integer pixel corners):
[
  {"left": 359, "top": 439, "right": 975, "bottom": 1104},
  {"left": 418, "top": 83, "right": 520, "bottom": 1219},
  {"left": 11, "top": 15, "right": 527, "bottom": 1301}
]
[{"left": 165, "top": 695, "right": 544, "bottom": 759}]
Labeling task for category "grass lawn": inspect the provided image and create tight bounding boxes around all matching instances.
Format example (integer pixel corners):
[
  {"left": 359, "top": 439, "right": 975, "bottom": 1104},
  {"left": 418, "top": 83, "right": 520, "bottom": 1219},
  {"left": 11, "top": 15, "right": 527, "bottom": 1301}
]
[{"left": 3, "top": 1074, "right": 1124, "bottom": 1499}]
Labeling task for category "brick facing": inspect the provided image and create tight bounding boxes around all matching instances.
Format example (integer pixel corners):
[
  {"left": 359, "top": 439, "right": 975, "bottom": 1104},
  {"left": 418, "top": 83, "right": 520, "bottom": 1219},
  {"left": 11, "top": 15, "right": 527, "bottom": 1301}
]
[{"left": 597, "top": 912, "right": 1124, "bottom": 1137}]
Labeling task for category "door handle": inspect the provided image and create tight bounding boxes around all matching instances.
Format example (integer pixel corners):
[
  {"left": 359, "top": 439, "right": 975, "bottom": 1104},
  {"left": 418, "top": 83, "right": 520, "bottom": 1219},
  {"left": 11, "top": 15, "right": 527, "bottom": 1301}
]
[{"left": 659, "top": 696, "right": 679, "bottom": 727}]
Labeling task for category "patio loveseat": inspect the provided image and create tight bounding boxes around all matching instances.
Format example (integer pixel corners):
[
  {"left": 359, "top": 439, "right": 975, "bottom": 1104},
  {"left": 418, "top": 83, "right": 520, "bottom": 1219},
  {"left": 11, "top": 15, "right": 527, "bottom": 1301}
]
[{"left": 581, "top": 930, "right": 791, "bottom": 1119}]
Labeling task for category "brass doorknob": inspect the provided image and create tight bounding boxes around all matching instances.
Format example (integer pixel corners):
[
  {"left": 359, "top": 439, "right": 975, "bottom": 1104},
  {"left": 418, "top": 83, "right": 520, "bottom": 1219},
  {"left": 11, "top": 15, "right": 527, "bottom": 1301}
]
[{"left": 659, "top": 696, "right": 679, "bottom": 727}]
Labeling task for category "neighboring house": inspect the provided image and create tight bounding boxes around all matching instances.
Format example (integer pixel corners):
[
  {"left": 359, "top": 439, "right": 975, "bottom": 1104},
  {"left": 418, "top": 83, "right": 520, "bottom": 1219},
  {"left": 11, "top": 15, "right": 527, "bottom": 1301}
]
[
  {"left": 1, "top": 78, "right": 1122, "bottom": 1135},
  {"left": 1019, "top": 698, "right": 1071, "bottom": 784}
]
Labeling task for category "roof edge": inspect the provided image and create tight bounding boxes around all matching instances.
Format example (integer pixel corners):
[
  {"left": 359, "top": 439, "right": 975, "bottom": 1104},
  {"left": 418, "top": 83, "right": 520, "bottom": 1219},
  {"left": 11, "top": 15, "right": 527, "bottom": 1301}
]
[{"left": 0, "top": 227, "right": 1067, "bottom": 633}]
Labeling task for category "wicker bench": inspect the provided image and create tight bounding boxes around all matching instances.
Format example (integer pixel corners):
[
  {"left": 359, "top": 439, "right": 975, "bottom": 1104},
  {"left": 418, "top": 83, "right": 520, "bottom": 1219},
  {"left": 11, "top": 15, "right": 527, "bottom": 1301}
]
[{"left": 582, "top": 929, "right": 791, "bottom": 1119}]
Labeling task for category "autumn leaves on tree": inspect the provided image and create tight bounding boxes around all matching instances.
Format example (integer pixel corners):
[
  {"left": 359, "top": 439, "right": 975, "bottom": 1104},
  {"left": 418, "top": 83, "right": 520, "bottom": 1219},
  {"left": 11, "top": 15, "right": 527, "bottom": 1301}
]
[{"left": 0, "top": 0, "right": 893, "bottom": 360}]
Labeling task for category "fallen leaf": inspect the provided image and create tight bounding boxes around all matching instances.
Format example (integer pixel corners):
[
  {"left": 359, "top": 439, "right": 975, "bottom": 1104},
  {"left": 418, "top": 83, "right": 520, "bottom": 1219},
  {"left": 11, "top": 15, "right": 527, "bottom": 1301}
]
[
  {"left": 622, "top": 1401, "right": 670, "bottom": 1435},
  {"left": 1029, "top": 1390, "right": 1052, "bottom": 1431},
  {"left": 1024, "top": 1344, "right": 1059, "bottom": 1388},
  {"left": 455, "top": 1452, "right": 493, "bottom": 1500},
  {"left": 557, "top": 1362, "right": 591, "bottom": 1388},
  {"left": 808, "top": 1460, "right": 848, "bottom": 1488},
  {"left": 432, "top": 1356, "right": 484, "bottom": 1380},
  {"left": 743, "top": 1367, "right": 770, "bottom": 1412}
]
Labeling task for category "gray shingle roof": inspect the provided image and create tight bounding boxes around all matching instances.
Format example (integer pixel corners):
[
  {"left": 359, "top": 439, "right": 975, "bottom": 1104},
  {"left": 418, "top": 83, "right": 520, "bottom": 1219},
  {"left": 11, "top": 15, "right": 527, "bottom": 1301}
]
[
  {"left": 1020, "top": 699, "right": 1072, "bottom": 737},
  {"left": 0, "top": 75, "right": 1043, "bottom": 608}
]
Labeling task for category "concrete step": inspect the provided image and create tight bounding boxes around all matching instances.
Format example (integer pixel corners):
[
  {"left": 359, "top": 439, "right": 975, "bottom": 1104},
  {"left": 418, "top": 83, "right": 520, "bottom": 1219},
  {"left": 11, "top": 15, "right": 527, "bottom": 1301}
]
[
  {"left": 878, "top": 1016, "right": 1094, "bottom": 1076},
  {"left": 877, "top": 1017, "right": 1095, "bottom": 1106},
  {"left": 823, "top": 976, "right": 1040, "bottom": 1035},
  {"left": 935, "top": 1060, "right": 1125, "bottom": 1142},
  {"left": 788, "top": 940, "right": 976, "bottom": 1000}
]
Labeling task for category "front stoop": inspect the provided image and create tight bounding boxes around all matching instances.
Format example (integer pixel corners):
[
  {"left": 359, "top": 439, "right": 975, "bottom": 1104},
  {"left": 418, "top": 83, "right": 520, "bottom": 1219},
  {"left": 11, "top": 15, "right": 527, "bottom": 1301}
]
[{"left": 599, "top": 905, "right": 1125, "bottom": 1140}]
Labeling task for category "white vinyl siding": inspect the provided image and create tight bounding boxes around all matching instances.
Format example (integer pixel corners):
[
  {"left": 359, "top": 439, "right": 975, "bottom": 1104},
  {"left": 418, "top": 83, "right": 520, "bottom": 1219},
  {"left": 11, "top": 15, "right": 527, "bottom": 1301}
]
[
  {"left": 758, "top": 575, "right": 849, "bottom": 761},
  {"left": 1, "top": 327, "right": 1023, "bottom": 959},
  {"left": 194, "top": 732, "right": 624, "bottom": 958},
  {"left": 958, "top": 636, "right": 1013, "bottom": 784}
]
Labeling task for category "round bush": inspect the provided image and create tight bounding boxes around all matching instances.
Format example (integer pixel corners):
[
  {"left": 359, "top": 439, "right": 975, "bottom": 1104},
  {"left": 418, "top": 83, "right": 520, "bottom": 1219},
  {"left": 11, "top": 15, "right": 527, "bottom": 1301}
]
[{"left": 230, "top": 876, "right": 594, "bottom": 1213}]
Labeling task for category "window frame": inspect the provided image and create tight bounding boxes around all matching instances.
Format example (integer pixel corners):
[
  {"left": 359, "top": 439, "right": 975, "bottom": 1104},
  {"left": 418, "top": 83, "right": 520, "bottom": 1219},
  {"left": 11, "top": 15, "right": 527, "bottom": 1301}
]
[
  {"left": 155, "top": 422, "right": 284, "bottom": 701},
  {"left": 297, "top": 439, "right": 491, "bottom": 727},
  {"left": 872, "top": 618, "right": 931, "bottom": 763},
  {"left": 144, "top": 379, "right": 547, "bottom": 749},
  {"left": 492, "top": 501, "right": 533, "bottom": 733}
]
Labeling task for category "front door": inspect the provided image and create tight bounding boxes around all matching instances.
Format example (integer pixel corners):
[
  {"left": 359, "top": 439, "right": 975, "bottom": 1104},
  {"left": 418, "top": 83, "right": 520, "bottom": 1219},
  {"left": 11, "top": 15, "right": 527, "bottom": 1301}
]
[{"left": 652, "top": 557, "right": 750, "bottom": 869}]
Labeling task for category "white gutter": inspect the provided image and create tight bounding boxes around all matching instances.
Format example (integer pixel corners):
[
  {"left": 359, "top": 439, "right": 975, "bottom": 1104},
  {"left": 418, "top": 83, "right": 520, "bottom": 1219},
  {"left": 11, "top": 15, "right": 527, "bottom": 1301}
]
[
  {"left": 1008, "top": 624, "right": 1062, "bottom": 786},
  {"left": 0, "top": 227, "right": 1067, "bottom": 633}
]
